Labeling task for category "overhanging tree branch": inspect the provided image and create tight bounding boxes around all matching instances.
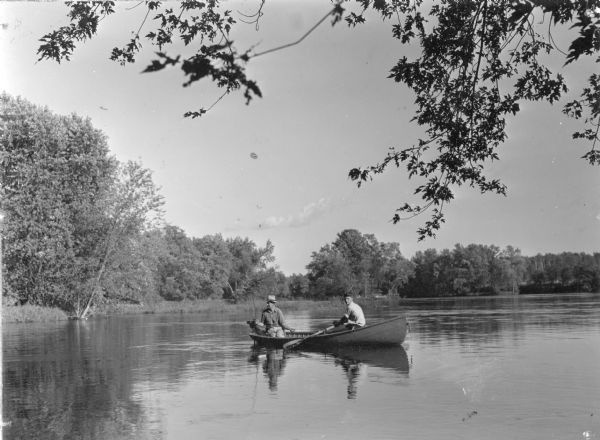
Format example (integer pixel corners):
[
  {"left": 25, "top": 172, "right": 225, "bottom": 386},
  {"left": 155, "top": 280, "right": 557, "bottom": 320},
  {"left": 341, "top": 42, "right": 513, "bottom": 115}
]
[{"left": 36, "top": 0, "right": 600, "bottom": 240}]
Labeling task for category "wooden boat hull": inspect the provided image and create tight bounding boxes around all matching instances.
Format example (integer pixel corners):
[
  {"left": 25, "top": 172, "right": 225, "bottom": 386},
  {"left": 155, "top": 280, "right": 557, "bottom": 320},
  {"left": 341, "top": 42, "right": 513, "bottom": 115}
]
[{"left": 249, "top": 315, "right": 407, "bottom": 348}]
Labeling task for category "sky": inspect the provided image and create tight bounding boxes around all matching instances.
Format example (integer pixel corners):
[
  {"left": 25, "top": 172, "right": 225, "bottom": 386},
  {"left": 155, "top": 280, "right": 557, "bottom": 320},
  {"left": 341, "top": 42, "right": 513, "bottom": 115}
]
[{"left": 1, "top": 1, "right": 599, "bottom": 275}]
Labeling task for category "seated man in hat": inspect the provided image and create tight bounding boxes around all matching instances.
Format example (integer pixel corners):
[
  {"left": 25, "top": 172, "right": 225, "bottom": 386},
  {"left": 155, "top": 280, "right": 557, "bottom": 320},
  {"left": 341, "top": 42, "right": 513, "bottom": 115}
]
[
  {"left": 257, "top": 295, "right": 295, "bottom": 338},
  {"left": 334, "top": 293, "right": 366, "bottom": 329}
]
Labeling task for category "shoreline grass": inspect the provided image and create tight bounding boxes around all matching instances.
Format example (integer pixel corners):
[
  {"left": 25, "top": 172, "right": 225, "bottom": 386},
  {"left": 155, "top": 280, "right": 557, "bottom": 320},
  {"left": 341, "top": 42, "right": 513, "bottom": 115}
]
[
  {"left": 3, "top": 292, "right": 595, "bottom": 324},
  {"left": 1, "top": 296, "right": 403, "bottom": 323},
  {"left": 2, "top": 304, "right": 69, "bottom": 323}
]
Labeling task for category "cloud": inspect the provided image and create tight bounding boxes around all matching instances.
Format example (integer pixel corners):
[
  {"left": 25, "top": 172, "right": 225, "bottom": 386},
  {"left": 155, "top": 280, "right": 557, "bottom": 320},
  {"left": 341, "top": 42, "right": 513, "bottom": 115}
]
[{"left": 262, "top": 198, "right": 330, "bottom": 229}]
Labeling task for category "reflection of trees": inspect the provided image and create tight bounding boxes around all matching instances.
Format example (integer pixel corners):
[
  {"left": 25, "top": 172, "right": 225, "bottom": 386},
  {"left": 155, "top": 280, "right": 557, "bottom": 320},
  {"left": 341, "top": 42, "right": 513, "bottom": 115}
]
[
  {"left": 3, "top": 313, "right": 251, "bottom": 439},
  {"left": 403, "top": 294, "right": 600, "bottom": 348},
  {"left": 3, "top": 320, "right": 153, "bottom": 439}
]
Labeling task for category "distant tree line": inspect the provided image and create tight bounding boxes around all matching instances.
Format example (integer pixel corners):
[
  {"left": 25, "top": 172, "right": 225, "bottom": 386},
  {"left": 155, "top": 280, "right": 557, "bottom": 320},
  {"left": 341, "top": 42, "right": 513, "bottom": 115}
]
[
  {"left": 521, "top": 252, "right": 600, "bottom": 294},
  {"left": 301, "top": 233, "right": 600, "bottom": 298},
  {"left": 398, "top": 246, "right": 600, "bottom": 297},
  {"left": 304, "top": 229, "right": 413, "bottom": 298},
  {"left": 141, "top": 226, "right": 284, "bottom": 304},
  {"left": 1, "top": 95, "right": 598, "bottom": 318}
]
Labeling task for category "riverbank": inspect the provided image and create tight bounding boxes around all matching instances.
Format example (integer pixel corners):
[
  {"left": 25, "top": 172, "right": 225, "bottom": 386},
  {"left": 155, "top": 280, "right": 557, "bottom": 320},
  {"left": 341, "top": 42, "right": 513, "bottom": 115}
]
[
  {"left": 1, "top": 300, "right": 251, "bottom": 323},
  {"left": 2, "top": 304, "right": 70, "bottom": 323},
  {"left": 2, "top": 296, "right": 403, "bottom": 323}
]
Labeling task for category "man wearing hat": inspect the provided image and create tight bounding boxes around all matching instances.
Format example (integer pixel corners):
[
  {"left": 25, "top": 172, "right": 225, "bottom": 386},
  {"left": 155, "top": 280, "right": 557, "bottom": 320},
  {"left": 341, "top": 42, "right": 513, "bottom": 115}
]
[
  {"left": 335, "top": 293, "right": 366, "bottom": 329},
  {"left": 259, "top": 295, "right": 294, "bottom": 338}
]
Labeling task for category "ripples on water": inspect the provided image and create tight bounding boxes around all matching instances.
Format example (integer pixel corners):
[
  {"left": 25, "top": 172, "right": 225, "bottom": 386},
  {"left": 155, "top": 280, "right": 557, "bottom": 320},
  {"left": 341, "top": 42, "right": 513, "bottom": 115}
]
[{"left": 3, "top": 293, "right": 600, "bottom": 440}]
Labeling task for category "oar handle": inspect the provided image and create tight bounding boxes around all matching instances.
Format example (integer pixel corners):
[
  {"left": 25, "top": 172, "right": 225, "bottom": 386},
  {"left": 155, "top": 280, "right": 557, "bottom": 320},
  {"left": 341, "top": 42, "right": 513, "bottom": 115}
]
[{"left": 283, "top": 324, "right": 336, "bottom": 350}]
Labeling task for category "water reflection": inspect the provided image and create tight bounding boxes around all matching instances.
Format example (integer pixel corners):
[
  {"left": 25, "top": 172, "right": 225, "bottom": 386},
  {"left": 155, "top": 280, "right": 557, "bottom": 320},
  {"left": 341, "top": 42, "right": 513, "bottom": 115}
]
[
  {"left": 327, "top": 346, "right": 410, "bottom": 399},
  {"left": 325, "top": 345, "right": 410, "bottom": 374},
  {"left": 334, "top": 356, "right": 366, "bottom": 399},
  {"left": 3, "top": 320, "right": 153, "bottom": 440},
  {"left": 247, "top": 345, "right": 409, "bottom": 399},
  {"left": 3, "top": 294, "right": 598, "bottom": 440},
  {"left": 402, "top": 293, "right": 600, "bottom": 347},
  {"left": 248, "top": 348, "right": 288, "bottom": 391},
  {"left": 2, "top": 314, "right": 252, "bottom": 440}
]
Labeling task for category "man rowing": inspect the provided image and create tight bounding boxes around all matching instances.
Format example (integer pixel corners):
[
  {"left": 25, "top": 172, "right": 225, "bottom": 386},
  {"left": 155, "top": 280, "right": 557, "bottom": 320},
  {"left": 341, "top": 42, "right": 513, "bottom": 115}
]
[{"left": 334, "top": 293, "right": 366, "bottom": 329}]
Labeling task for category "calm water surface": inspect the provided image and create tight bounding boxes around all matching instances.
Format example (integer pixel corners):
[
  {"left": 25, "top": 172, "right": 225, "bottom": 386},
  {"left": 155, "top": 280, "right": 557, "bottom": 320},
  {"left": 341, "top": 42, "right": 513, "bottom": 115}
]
[{"left": 3, "top": 294, "right": 600, "bottom": 440}]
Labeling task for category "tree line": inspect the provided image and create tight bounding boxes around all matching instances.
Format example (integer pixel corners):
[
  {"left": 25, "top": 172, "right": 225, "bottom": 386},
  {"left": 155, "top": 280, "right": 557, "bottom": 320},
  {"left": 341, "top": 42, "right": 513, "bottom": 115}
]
[
  {"left": 304, "top": 234, "right": 600, "bottom": 298},
  {"left": 1, "top": 95, "right": 598, "bottom": 318},
  {"left": 0, "top": 94, "right": 286, "bottom": 317}
]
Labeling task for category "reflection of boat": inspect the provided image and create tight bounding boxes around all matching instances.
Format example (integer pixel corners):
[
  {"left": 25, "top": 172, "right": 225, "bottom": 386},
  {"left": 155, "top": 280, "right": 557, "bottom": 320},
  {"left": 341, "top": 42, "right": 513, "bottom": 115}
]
[
  {"left": 247, "top": 348, "right": 288, "bottom": 391},
  {"left": 319, "top": 346, "right": 409, "bottom": 399},
  {"left": 318, "top": 345, "right": 410, "bottom": 375},
  {"left": 247, "top": 345, "right": 409, "bottom": 399},
  {"left": 249, "top": 315, "right": 407, "bottom": 348}
]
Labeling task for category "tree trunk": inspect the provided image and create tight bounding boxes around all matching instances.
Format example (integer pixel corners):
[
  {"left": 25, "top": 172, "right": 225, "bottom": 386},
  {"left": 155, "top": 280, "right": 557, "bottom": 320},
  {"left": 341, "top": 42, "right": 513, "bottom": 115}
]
[
  {"left": 79, "top": 232, "right": 114, "bottom": 319},
  {"left": 79, "top": 258, "right": 107, "bottom": 319}
]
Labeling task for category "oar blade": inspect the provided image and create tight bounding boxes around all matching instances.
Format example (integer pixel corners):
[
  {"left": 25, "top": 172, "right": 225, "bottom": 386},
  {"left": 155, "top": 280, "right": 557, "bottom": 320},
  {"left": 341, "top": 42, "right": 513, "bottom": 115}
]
[{"left": 282, "top": 338, "right": 303, "bottom": 350}]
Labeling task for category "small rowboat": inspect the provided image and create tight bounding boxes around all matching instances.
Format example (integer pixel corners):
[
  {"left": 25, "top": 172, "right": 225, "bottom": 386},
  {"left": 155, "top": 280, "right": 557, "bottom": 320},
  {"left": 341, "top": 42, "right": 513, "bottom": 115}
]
[{"left": 249, "top": 315, "right": 407, "bottom": 349}]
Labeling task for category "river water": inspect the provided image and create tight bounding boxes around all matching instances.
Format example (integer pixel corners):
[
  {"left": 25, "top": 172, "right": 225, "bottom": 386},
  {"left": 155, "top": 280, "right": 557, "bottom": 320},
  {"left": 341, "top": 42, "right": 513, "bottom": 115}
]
[{"left": 2, "top": 293, "right": 600, "bottom": 440}]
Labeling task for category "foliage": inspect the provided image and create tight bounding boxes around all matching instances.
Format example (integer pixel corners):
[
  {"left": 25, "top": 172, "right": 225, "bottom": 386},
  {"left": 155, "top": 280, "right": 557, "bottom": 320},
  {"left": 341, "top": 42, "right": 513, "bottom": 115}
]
[
  {"left": 524, "top": 251, "right": 600, "bottom": 292},
  {"left": 348, "top": 0, "right": 600, "bottom": 239},
  {"left": 399, "top": 245, "right": 600, "bottom": 297},
  {"left": 75, "top": 160, "right": 164, "bottom": 318},
  {"left": 287, "top": 273, "right": 310, "bottom": 298},
  {"left": 141, "top": 227, "right": 284, "bottom": 303},
  {"left": 0, "top": 94, "right": 164, "bottom": 316},
  {"left": 306, "top": 229, "right": 413, "bottom": 298},
  {"left": 2, "top": 304, "right": 69, "bottom": 323},
  {"left": 2, "top": 92, "right": 596, "bottom": 308},
  {"left": 224, "top": 237, "right": 275, "bottom": 302},
  {"left": 192, "top": 233, "right": 234, "bottom": 297},
  {"left": 1, "top": 93, "right": 116, "bottom": 308},
  {"left": 249, "top": 267, "right": 289, "bottom": 299},
  {"left": 155, "top": 225, "right": 209, "bottom": 300},
  {"left": 102, "top": 228, "right": 166, "bottom": 305},
  {"left": 400, "top": 244, "right": 528, "bottom": 297},
  {"left": 36, "top": 0, "right": 600, "bottom": 239}
]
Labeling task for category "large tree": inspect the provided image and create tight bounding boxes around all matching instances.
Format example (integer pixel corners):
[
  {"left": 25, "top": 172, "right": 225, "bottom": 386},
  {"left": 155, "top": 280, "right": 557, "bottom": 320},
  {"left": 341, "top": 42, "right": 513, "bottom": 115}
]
[
  {"left": 36, "top": 1, "right": 600, "bottom": 239},
  {"left": 307, "top": 243, "right": 355, "bottom": 298},
  {"left": 399, "top": 243, "right": 531, "bottom": 296},
  {"left": 192, "top": 233, "right": 233, "bottom": 298},
  {"left": 155, "top": 225, "right": 205, "bottom": 301},
  {"left": 0, "top": 93, "right": 116, "bottom": 308},
  {"left": 306, "top": 229, "right": 413, "bottom": 297},
  {"left": 0, "top": 94, "right": 164, "bottom": 316},
  {"left": 76, "top": 160, "right": 164, "bottom": 318},
  {"left": 224, "top": 237, "right": 275, "bottom": 302}
]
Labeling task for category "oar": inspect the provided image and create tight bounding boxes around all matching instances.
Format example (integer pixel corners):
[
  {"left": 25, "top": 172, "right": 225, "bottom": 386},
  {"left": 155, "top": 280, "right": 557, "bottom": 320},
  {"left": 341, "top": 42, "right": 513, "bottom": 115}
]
[{"left": 283, "top": 324, "right": 337, "bottom": 350}]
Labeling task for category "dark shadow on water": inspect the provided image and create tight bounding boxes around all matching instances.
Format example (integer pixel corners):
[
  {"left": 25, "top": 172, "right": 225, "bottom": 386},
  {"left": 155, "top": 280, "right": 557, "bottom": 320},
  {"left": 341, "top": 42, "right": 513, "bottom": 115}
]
[
  {"left": 247, "top": 347, "right": 288, "bottom": 392},
  {"left": 320, "top": 346, "right": 410, "bottom": 399},
  {"left": 319, "top": 345, "right": 410, "bottom": 375},
  {"left": 247, "top": 345, "right": 409, "bottom": 398}
]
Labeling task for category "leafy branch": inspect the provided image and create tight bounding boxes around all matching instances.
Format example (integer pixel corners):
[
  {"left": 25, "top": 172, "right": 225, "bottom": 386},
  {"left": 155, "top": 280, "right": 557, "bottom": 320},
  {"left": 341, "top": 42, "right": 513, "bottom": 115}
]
[
  {"left": 348, "top": 1, "right": 598, "bottom": 240},
  {"left": 36, "top": 0, "right": 600, "bottom": 241}
]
